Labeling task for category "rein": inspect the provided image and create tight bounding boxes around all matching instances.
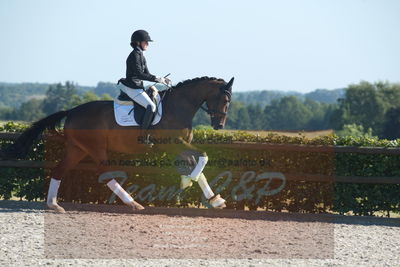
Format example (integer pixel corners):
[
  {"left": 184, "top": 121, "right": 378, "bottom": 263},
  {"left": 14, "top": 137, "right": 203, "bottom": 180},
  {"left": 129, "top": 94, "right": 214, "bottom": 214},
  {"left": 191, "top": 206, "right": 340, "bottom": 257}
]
[{"left": 154, "top": 73, "right": 173, "bottom": 116}]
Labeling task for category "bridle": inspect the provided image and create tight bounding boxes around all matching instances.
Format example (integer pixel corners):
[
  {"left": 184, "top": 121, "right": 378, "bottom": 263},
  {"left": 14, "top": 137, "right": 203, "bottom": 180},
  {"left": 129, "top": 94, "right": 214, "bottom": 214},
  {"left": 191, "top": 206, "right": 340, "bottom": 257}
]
[
  {"left": 200, "top": 88, "right": 232, "bottom": 116},
  {"left": 157, "top": 77, "right": 234, "bottom": 117}
]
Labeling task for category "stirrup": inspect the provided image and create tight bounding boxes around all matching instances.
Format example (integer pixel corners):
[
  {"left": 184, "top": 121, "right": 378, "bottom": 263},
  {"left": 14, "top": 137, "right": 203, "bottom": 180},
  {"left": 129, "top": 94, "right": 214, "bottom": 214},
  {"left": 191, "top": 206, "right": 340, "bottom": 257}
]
[{"left": 143, "top": 134, "right": 154, "bottom": 147}]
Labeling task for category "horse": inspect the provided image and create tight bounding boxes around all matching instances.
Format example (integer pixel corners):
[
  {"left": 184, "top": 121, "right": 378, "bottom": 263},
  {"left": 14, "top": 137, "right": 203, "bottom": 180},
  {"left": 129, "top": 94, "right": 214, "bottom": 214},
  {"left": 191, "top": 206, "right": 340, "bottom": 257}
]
[{"left": 1, "top": 76, "right": 234, "bottom": 213}]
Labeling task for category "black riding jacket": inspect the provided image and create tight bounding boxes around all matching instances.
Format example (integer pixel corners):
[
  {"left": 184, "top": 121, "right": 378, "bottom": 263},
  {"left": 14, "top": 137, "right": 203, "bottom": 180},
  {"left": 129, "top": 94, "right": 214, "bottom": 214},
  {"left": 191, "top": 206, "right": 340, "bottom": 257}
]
[{"left": 123, "top": 46, "right": 157, "bottom": 89}]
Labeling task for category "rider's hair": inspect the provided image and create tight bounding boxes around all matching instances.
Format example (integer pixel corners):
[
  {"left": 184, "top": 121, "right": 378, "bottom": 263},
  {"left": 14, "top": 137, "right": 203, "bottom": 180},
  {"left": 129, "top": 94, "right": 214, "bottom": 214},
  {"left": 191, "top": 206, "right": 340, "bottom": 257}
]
[{"left": 130, "top": 41, "right": 141, "bottom": 48}]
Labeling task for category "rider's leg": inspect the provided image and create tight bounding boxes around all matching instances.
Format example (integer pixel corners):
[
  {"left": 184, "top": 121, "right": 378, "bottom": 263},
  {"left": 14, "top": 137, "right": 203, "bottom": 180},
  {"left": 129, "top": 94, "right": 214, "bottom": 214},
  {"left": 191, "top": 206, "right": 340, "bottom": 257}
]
[
  {"left": 120, "top": 85, "right": 156, "bottom": 114},
  {"left": 141, "top": 104, "right": 156, "bottom": 130},
  {"left": 132, "top": 91, "right": 157, "bottom": 121},
  {"left": 131, "top": 92, "right": 157, "bottom": 144},
  {"left": 120, "top": 86, "right": 157, "bottom": 144}
]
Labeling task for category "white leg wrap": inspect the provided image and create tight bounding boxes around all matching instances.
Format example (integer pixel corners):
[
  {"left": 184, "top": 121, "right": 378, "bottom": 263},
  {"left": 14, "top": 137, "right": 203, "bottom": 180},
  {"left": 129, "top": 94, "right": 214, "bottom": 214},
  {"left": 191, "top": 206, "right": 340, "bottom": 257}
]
[
  {"left": 189, "top": 156, "right": 208, "bottom": 181},
  {"left": 47, "top": 178, "right": 61, "bottom": 206},
  {"left": 197, "top": 173, "right": 214, "bottom": 200},
  {"left": 107, "top": 179, "right": 134, "bottom": 204},
  {"left": 180, "top": 175, "right": 193, "bottom": 189}
]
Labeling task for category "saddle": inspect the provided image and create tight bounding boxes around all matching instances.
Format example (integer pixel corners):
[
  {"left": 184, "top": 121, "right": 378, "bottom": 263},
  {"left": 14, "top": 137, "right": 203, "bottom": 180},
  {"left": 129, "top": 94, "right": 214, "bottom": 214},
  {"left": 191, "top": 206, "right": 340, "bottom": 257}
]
[{"left": 116, "top": 88, "right": 157, "bottom": 126}]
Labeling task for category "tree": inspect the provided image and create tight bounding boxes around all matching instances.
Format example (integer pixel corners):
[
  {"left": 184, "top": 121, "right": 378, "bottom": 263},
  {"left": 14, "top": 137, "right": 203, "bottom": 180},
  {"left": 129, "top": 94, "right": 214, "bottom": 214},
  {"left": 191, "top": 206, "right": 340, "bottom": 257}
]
[
  {"left": 382, "top": 108, "right": 400, "bottom": 140},
  {"left": 247, "top": 104, "right": 263, "bottom": 130},
  {"left": 332, "top": 81, "right": 400, "bottom": 137},
  {"left": 192, "top": 109, "right": 210, "bottom": 127},
  {"left": 67, "top": 91, "right": 112, "bottom": 108},
  {"left": 344, "top": 82, "right": 385, "bottom": 133},
  {"left": 236, "top": 107, "right": 251, "bottom": 129},
  {"left": 94, "top": 82, "right": 118, "bottom": 97},
  {"left": 0, "top": 106, "right": 13, "bottom": 120},
  {"left": 335, "top": 123, "right": 375, "bottom": 138},
  {"left": 264, "top": 96, "right": 313, "bottom": 131},
  {"left": 225, "top": 101, "right": 246, "bottom": 129},
  {"left": 12, "top": 99, "right": 45, "bottom": 121},
  {"left": 41, "top": 82, "right": 78, "bottom": 115}
]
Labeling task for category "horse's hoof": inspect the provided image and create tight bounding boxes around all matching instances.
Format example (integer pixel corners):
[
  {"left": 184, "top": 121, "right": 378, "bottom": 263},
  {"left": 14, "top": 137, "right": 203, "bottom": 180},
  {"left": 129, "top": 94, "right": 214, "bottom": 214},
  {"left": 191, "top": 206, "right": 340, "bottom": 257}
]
[
  {"left": 180, "top": 175, "right": 193, "bottom": 189},
  {"left": 129, "top": 201, "right": 145, "bottom": 211},
  {"left": 216, "top": 203, "right": 227, "bottom": 209},
  {"left": 209, "top": 194, "right": 226, "bottom": 209},
  {"left": 47, "top": 203, "right": 66, "bottom": 213},
  {"left": 145, "top": 143, "right": 154, "bottom": 149}
]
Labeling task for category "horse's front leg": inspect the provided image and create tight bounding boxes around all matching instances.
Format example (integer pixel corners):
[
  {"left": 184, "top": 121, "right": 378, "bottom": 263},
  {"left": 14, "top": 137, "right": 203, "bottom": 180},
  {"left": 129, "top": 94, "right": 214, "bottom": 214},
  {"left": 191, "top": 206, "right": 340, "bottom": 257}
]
[{"left": 177, "top": 138, "right": 226, "bottom": 209}]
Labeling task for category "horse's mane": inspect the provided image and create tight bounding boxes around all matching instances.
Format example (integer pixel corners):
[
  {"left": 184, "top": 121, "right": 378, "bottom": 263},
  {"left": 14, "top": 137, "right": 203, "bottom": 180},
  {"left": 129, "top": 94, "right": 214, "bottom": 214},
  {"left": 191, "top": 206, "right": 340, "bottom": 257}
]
[
  {"left": 173, "top": 76, "right": 225, "bottom": 89},
  {"left": 159, "top": 76, "right": 226, "bottom": 100}
]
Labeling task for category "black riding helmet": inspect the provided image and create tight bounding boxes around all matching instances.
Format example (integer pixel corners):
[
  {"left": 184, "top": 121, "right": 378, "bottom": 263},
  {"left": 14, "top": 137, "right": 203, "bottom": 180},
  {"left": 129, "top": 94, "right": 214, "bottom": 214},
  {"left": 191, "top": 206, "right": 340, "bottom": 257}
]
[{"left": 131, "top": 30, "right": 153, "bottom": 44}]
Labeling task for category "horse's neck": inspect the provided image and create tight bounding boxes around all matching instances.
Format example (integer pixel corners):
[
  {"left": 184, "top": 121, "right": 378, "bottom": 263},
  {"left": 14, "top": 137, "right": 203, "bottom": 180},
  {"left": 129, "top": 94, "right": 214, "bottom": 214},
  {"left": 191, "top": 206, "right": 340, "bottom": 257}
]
[{"left": 163, "top": 82, "right": 211, "bottom": 128}]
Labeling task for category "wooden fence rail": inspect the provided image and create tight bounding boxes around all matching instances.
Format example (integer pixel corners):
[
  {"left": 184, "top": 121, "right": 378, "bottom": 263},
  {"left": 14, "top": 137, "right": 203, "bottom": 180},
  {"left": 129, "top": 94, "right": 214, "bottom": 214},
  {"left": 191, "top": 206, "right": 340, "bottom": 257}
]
[{"left": 1, "top": 159, "right": 399, "bottom": 184}]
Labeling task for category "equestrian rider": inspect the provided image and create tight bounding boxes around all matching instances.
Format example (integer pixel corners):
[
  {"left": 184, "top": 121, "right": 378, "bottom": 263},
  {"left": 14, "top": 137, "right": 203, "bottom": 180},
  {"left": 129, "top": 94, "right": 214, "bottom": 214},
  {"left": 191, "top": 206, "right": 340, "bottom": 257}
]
[{"left": 118, "top": 30, "right": 170, "bottom": 142}]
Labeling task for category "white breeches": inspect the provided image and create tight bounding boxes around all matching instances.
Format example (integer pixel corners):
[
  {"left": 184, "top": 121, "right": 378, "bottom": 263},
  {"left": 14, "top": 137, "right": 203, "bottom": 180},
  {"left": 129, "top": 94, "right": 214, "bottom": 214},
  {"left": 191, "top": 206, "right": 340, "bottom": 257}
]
[{"left": 120, "top": 84, "right": 156, "bottom": 112}]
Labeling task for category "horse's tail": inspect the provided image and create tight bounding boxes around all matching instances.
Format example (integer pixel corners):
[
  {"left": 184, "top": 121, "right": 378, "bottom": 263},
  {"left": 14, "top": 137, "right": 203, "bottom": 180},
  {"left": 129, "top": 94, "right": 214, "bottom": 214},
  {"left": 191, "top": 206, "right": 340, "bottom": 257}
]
[{"left": 1, "top": 110, "right": 69, "bottom": 159}]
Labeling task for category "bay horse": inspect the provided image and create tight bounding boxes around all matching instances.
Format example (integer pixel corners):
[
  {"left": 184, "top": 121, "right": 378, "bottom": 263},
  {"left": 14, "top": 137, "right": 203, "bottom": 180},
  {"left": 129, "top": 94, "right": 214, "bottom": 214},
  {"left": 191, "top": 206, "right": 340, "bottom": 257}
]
[{"left": 2, "top": 76, "right": 234, "bottom": 213}]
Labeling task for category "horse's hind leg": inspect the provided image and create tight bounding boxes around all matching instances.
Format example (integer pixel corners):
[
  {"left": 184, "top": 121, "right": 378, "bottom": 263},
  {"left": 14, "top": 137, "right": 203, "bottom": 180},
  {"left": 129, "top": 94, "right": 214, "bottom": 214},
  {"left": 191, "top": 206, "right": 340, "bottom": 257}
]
[
  {"left": 47, "top": 143, "right": 87, "bottom": 213},
  {"left": 90, "top": 149, "right": 144, "bottom": 211}
]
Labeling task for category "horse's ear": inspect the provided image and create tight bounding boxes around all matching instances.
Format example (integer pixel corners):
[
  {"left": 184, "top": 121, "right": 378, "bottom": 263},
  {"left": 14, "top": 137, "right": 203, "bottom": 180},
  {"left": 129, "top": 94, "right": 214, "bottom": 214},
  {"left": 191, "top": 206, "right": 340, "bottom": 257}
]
[{"left": 225, "top": 77, "right": 234, "bottom": 91}]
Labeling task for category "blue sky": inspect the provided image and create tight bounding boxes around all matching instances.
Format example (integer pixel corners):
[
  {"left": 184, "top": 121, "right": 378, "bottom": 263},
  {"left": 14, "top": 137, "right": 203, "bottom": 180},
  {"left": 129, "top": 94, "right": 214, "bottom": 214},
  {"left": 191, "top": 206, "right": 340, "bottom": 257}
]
[{"left": 0, "top": 0, "right": 399, "bottom": 92}]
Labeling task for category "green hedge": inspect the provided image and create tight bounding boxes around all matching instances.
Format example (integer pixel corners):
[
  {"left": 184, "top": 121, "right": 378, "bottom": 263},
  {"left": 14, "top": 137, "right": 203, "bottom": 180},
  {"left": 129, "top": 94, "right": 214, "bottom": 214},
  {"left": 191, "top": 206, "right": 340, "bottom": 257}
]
[
  {"left": 1, "top": 122, "right": 399, "bottom": 217},
  {"left": 0, "top": 122, "right": 44, "bottom": 201}
]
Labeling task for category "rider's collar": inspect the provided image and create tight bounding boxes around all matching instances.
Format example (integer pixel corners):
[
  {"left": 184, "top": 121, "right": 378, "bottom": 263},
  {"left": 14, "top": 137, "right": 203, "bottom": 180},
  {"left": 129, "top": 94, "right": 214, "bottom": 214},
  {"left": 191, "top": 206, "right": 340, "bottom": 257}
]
[{"left": 134, "top": 45, "right": 144, "bottom": 52}]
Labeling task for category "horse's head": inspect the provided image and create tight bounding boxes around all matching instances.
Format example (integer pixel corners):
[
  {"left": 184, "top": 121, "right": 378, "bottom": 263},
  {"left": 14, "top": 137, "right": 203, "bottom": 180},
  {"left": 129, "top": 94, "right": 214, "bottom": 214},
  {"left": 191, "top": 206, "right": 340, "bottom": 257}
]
[{"left": 203, "top": 77, "right": 234, "bottom": 130}]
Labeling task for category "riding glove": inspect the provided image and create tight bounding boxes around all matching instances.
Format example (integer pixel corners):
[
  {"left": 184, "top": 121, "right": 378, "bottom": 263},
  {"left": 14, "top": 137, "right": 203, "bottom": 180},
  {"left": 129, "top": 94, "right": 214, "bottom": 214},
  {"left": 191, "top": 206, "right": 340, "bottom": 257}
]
[{"left": 155, "top": 77, "right": 171, "bottom": 86}]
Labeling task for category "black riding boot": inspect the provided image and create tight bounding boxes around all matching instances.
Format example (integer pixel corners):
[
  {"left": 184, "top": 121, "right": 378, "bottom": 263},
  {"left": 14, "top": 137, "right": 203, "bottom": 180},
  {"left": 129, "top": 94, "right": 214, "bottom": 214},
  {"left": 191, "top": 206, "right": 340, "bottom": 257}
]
[{"left": 141, "top": 105, "right": 155, "bottom": 146}]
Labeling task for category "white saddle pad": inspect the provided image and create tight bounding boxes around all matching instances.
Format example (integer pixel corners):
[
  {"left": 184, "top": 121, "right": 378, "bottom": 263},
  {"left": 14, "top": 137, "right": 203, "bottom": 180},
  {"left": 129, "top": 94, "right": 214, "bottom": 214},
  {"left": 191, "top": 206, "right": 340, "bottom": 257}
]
[{"left": 113, "top": 94, "right": 162, "bottom": 127}]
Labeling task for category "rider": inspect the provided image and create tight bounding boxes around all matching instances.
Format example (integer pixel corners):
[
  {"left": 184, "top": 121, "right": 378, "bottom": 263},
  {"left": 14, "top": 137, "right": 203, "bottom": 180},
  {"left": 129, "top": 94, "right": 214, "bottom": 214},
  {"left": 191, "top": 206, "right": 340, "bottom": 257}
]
[{"left": 118, "top": 29, "right": 170, "bottom": 143}]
